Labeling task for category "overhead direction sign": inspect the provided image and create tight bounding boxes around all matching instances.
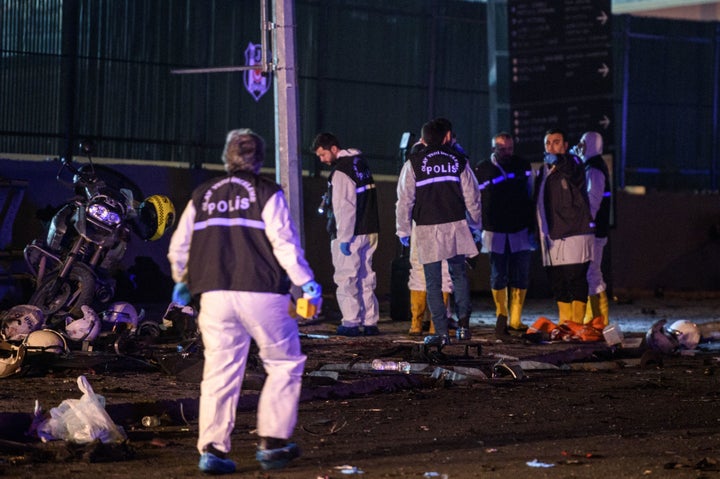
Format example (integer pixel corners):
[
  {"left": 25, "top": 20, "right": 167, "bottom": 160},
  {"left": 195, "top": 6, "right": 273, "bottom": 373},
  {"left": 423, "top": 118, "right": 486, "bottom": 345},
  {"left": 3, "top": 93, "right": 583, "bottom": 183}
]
[{"left": 507, "top": 0, "right": 613, "bottom": 155}]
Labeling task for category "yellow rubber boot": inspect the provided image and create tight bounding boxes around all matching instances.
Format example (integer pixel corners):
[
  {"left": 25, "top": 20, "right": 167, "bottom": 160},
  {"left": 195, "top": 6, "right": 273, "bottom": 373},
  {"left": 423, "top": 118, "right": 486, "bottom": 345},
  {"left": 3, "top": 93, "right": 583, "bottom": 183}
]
[
  {"left": 598, "top": 291, "right": 610, "bottom": 327},
  {"left": 571, "top": 300, "right": 587, "bottom": 325},
  {"left": 408, "top": 290, "right": 427, "bottom": 335},
  {"left": 509, "top": 288, "right": 528, "bottom": 331},
  {"left": 491, "top": 289, "right": 509, "bottom": 318},
  {"left": 557, "top": 301, "right": 572, "bottom": 324},
  {"left": 584, "top": 294, "right": 601, "bottom": 324}
]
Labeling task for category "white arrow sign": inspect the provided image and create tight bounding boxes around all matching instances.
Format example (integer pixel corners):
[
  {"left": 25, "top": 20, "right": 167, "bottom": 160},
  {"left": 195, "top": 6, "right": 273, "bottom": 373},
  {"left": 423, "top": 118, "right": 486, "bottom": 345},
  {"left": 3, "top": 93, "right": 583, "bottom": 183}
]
[
  {"left": 596, "top": 10, "right": 608, "bottom": 26},
  {"left": 597, "top": 63, "right": 610, "bottom": 78},
  {"left": 599, "top": 115, "right": 611, "bottom": 129}
]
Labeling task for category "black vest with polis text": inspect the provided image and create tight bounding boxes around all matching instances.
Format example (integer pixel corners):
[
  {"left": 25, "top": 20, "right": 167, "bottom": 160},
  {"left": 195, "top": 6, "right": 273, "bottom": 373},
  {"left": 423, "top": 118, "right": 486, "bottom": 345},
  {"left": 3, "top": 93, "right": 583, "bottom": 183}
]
[
  {"left": 473, "top": 155, "right": 534, "bottom": 233},
  {"left": 326, "top": 154, "right": 379, "bottom": 239},
  {"left": 409, "top": 144, "right": 467, "bottom": 225},
  {"left": 187, "top": 172, "right": 290, "bottom": 295}
]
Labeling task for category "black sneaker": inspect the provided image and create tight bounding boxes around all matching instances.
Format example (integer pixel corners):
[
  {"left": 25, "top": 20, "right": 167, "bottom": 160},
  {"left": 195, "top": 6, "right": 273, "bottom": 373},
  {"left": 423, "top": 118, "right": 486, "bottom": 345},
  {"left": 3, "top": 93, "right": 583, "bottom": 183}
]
[
  {"left": 456, "top": 327, "right": 471, "bottom": 340},
  {"left": 423, "top": 334, "right": 450, "bottom": 347}
]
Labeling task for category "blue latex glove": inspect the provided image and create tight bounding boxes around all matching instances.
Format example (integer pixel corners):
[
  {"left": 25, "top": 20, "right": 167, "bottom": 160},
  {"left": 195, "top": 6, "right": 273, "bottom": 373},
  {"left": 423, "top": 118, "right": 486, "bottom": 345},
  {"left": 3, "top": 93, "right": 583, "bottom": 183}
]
[
  {"left": 340, "top": 242, "right": 351, "bottom": 256},
  {"left": 172, "top": 282, "right": 192, "bottom": 306},
  {"left": 399, "top": 236, "right": 410, "bottom": 247},
  {"left": 470, "top": 227, "right": 482, "bottom": 243},
  {"left": 544, "top": 153, "right": 558, "bottom": 165},
  {"left": 301, "top": 280, "right": 322, "bottom": 299}
]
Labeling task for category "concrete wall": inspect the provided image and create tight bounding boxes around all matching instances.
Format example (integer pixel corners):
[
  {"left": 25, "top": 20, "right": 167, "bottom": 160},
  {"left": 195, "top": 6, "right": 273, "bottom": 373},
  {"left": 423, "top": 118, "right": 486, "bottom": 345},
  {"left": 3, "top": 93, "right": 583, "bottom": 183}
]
[{"left": 2, "top": 158, "right": 720, "bottom": 307}]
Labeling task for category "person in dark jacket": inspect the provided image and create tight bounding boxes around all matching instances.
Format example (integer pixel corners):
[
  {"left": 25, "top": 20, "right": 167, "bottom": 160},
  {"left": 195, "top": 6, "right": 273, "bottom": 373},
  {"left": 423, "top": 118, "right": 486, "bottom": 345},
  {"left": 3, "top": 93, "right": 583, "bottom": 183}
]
[
  {"left": 535, "top": 128, "right": 594, "bottom": 325},
  {"left": 474, "top": 132, "right": 535, "bottom": 335}
]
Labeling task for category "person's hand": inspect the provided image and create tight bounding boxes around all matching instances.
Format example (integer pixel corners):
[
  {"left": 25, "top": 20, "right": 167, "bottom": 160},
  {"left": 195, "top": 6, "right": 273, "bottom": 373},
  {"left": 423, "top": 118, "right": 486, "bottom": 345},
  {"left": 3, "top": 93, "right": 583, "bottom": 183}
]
[
  {"left": 301, "top": 280, "right": 322, "bottom": 299},
  {"left": 470, "top": 227, "right": 482, "bottom": 243},
  {"left": 399, "top": 236, "right": 410, "bottom": 247},
  {"left": 544, "top": 153, "right": 558, "bottom": 165},
  {"left": 172, "top": 282, "right": 192, "bottom": 306},
  {"left": 528, "top": 232, "right": 539, "bottom": 251},
  {"left": 340, "top": 242, "right": 351, "bottom": 256}
]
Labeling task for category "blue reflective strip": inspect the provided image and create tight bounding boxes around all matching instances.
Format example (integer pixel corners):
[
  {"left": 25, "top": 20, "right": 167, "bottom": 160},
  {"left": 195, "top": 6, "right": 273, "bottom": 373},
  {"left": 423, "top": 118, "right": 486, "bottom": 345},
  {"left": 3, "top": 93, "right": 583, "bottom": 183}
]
[
  {"left": 194, "top": 217, "right": 265, "bottom": 231},
  {"left": 416, "top": 176, "right": 460, "bottom": 187},
  {"left": 603, "top": 192, "right": 612, "bottom": 197},
  {"left": 479, "top": 172, "right": 521, "bottom": 190},
  {"left": 356, "top": 183, "right": 376, "bottom": 194}
]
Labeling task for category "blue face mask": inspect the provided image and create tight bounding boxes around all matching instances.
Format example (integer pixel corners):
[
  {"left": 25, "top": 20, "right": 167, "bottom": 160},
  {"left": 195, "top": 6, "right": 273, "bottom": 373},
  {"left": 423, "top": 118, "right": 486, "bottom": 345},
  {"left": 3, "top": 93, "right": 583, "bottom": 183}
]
[{"left": 544, "top": 153, "right": 558, "bottom": 165}]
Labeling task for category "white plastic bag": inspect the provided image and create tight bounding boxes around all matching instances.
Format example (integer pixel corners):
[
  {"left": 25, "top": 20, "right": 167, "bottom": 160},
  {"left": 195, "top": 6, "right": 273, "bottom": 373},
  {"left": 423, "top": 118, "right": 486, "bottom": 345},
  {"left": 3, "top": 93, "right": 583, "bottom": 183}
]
[{"left": 37, "top": 375, "right": 127, "bottom": 444}]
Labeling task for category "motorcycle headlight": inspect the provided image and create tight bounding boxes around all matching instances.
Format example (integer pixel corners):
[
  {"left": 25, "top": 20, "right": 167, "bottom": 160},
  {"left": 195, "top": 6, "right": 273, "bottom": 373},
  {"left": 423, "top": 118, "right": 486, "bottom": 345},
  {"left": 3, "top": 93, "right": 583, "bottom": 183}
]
[{"left": 88, "top": 203, "right": 122, "bottom": 226}]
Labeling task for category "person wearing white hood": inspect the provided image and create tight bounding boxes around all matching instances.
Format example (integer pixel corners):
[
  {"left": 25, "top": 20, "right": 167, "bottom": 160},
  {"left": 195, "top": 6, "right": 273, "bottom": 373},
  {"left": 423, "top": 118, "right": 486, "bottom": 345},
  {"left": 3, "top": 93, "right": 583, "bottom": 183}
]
[
  {"left": 573, "top": 131, "right": 612, "bottom": 326},
  {"left": 313, "top": 133, "right": 380, "bottom": 337}
]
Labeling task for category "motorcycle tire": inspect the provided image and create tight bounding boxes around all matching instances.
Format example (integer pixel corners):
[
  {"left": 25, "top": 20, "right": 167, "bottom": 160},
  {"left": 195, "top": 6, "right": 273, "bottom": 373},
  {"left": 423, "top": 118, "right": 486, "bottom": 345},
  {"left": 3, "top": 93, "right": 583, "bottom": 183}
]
[{"left": 29, "top": 264, "right": 96, "bottom": 320}]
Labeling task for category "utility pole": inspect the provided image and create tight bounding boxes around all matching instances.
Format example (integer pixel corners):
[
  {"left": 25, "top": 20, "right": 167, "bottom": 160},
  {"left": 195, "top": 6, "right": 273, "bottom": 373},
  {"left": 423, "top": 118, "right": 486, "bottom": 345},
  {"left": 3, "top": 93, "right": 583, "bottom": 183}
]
[{"left": 272, "top": 0, "right": 304, "bottom": 242}]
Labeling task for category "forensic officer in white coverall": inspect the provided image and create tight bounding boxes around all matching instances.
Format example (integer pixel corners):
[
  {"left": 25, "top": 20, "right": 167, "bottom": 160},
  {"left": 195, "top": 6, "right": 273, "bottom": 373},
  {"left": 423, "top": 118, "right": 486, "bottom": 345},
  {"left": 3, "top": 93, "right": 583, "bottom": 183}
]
[
  {"left": 168, "top": 129, "right": 321, "bottom": 474},
  {"left": 573, "top": 131, "right": 611, "bottom": 326},
  {"left": 312, "top": 132, "right": 380, "bottom": 337},
  {"left": 396, "top": 119, "right": 482, "bottom": 345}
]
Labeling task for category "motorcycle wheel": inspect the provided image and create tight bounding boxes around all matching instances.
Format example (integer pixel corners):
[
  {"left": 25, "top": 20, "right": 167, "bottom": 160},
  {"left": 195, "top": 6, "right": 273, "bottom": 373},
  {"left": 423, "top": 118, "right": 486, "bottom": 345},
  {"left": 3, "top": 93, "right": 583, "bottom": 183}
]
[{"left": 29, "top": 265, "right": 96, "bottom": 319}]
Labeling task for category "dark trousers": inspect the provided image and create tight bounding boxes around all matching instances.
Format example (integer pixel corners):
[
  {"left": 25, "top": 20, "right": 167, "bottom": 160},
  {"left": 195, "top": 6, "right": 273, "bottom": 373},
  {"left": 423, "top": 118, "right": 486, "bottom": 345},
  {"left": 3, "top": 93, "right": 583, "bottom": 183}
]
[{"left": 545, "top": 262, "right": 590, "bottom": 303}]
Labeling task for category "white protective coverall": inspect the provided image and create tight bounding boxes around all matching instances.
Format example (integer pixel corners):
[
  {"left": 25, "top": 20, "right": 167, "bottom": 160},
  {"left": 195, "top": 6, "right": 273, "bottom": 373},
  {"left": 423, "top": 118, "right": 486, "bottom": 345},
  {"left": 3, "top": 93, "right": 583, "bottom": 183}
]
[
  {"left": 408, "top": 223, "right": 453, "bottom": 293},
  {"left": 168, "top": 191, "right": 314, "bottom": 456},
  {"left": 331, "top": 149, "right": 379, "bottom": 329},
  {"left": 581, "top": 132, "right": 608, "bottom": 295}
]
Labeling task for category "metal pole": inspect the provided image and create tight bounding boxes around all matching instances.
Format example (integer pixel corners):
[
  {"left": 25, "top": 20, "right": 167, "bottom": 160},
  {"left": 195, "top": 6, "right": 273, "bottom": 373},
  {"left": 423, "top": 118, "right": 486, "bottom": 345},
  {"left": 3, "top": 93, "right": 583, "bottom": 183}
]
[
  {"left": 711, "top": 24, "right": 720, "bottom": 190},
  {"left": 272, "top": 0, "right": 305, "bottom": 244},
  {"left": 619, "top": 16, "right": 631, "bottom": 189}
]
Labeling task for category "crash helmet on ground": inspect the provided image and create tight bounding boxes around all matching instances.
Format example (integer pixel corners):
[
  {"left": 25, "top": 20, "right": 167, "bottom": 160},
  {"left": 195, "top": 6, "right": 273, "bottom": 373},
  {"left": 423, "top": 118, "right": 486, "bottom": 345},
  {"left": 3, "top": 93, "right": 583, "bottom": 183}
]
[
  {"left": 101, "top": 302, "right": 141, "bottom": 332},
  {"left": 666, "top": 320, "right": 701, "bottom": 350},
  {"left": 137, "top": 195, "right": 176, "bottom": 241},
  {"left": 645, "top": 319, "right": 679, "bottom": 354},
  {"left": 64, "top": 305, "right": 102, "bottom": 342},
  {"left": 0, "top": 339, "right": 26, "bottom": 378},
  {"left": 0, "top": 304, "right": 45, "bottom": 341},
  {"left": 23, "top": 329, "right": 69, "bottom": 356}
]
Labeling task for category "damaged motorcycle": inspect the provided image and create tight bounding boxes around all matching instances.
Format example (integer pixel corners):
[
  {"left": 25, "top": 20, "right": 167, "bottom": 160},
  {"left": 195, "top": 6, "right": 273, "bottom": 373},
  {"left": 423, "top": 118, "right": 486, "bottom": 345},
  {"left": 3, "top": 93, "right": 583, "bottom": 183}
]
[{"left": 23, "top": 140, "right": 175, "bottom": 328}]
